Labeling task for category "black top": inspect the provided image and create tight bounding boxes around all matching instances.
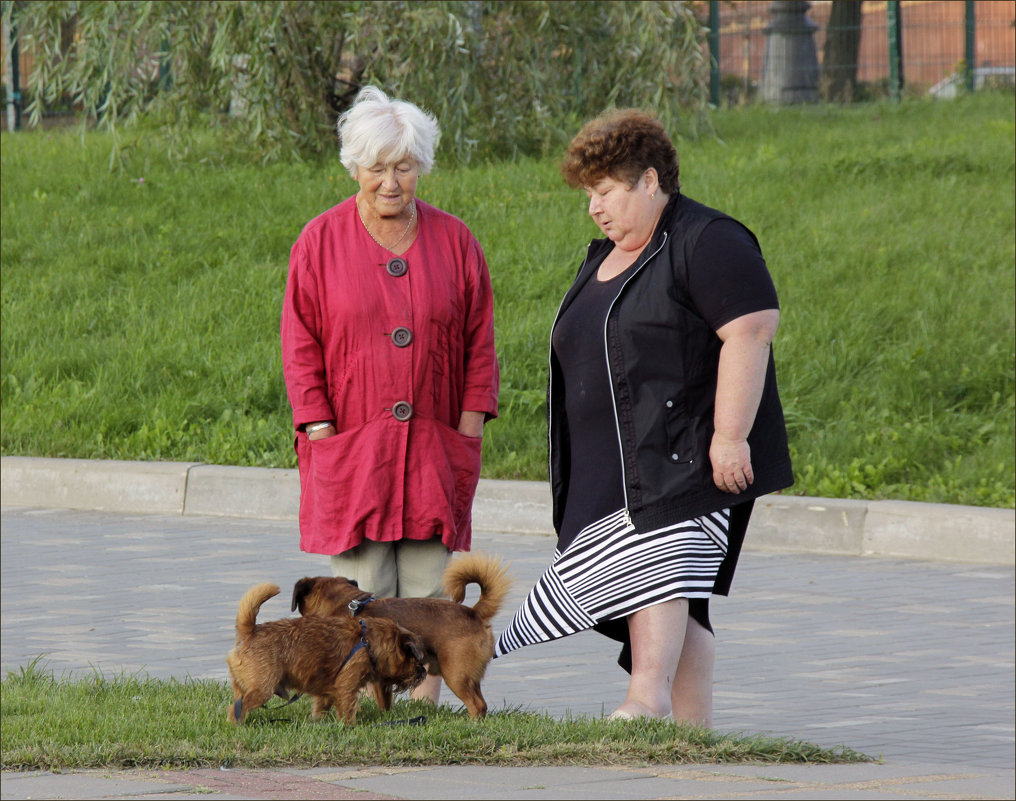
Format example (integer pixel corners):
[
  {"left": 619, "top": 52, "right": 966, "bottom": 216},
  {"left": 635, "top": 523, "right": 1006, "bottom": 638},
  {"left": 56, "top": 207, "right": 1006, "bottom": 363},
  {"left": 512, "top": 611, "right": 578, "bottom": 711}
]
[
  {"left": 552, "top": 261, "right": 628, "bottom": 550},
  {"left": 688, "top": 219, "right": 779, "bottom": 328}
]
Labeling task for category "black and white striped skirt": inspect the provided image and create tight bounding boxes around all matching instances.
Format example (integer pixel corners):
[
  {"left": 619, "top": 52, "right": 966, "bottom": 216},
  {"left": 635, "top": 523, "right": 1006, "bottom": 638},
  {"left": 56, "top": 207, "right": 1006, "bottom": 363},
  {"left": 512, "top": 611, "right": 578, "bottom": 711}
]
[{"left": 494, "top": 506, "right": 731, "bottom": 658}]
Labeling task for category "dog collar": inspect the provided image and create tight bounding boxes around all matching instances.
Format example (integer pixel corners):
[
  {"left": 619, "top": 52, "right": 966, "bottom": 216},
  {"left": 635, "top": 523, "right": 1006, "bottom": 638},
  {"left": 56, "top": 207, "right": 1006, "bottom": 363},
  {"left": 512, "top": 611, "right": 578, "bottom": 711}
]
[{"left": 348, "top": 596, "right": 376, "bottom": 615}]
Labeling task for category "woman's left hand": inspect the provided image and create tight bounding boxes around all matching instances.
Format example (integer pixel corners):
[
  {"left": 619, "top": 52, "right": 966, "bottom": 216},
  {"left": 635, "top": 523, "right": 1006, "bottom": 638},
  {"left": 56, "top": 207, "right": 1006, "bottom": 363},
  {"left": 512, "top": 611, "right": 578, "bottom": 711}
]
[
  {"left": 710, "top": 433, "right": 753, "bottom": 494},
  {"left": 457, "top": 410, "right": 485, "bottom": 438}
]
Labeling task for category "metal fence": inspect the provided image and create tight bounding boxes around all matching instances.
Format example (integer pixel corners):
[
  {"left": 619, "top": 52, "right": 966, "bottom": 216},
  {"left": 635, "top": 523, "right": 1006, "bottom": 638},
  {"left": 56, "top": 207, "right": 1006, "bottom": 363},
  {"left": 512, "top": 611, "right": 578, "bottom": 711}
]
[{"left": 706, "top": 0, "right": 1015, "bottom": 106}]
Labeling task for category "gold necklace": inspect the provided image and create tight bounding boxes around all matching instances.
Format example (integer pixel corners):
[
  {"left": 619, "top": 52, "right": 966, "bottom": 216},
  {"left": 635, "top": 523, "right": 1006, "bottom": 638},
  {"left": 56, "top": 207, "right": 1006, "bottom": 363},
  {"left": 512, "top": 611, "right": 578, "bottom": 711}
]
[{"left": 358, "top": 199, "right": 416, "bottom": 252}]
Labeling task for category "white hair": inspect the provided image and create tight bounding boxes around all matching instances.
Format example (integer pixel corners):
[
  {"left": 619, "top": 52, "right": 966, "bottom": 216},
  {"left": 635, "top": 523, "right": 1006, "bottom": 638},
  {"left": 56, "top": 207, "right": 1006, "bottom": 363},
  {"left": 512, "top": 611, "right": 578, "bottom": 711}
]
[{"left": 337, "top": 86, "right": 440, "bottom": 178}]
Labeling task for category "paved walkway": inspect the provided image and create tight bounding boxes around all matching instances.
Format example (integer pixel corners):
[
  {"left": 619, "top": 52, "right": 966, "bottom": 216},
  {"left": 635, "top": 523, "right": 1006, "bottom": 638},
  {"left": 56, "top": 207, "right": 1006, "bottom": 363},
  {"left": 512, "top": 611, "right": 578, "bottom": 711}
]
[{"left": 1, "top": 504, "right": 1014, "bottom": 799}]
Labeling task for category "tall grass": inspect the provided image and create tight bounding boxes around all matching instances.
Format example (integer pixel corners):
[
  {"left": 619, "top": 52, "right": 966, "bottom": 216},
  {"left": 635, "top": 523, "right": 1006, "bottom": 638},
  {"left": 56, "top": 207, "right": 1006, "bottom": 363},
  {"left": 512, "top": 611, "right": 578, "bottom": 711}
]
[{"left": 1, "top": 94, "right": 1013, "bottom": 507}]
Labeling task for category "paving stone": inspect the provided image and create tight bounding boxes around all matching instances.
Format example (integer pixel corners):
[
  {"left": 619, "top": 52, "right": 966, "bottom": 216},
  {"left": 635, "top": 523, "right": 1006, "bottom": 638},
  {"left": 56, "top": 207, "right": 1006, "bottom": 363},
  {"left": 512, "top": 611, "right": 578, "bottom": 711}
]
[{"left": 1, "top": 505, "right": 1013, "bottom": 799}]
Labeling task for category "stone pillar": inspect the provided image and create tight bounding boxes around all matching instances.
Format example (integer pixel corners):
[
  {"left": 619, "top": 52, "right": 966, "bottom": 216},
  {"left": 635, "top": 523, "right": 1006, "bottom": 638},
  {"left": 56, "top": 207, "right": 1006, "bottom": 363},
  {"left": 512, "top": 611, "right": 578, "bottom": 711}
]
[
  {"left": 229, "top": 54, "right": 251, "bottom": 118},
  {"left": 761, "top": 1, "right": 820, "bottom": 104}
]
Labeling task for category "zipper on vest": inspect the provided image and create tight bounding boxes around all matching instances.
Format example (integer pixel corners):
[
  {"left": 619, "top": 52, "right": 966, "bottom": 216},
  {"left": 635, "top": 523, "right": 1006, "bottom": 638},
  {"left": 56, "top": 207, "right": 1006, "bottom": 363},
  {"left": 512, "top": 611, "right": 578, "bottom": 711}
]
[{"left": 602, "top": 232, "right": 669, "bottom": 518}]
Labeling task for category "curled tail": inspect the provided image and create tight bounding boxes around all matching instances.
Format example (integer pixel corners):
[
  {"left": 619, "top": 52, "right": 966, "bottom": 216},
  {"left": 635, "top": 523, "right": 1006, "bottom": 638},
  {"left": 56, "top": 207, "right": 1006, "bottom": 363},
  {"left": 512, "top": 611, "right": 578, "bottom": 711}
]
[
  {"left": 442, "top": 552, "right": 512, "bottom": 624},
  {"left": 234, "top": 582, "right": 280, "bottom": 644}
]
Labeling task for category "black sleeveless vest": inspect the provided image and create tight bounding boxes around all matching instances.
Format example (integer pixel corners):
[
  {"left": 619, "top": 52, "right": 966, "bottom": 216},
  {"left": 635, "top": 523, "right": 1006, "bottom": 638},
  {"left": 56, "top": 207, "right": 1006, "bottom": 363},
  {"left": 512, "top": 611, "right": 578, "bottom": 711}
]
[{"left": 548, "top": 193, "right": 794, "bottom": 534}]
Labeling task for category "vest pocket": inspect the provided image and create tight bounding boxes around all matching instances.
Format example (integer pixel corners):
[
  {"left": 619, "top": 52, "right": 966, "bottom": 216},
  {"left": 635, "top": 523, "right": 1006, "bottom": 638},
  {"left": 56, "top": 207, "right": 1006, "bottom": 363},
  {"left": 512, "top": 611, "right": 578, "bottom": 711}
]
[{"left": 663, "top": 397, "right": 696, "bottom": 465}]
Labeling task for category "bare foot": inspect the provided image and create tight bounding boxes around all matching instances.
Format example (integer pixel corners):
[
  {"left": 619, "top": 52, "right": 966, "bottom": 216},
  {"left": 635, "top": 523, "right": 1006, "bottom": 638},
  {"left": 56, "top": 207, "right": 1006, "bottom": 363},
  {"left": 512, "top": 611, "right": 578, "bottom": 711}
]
[{"left": 608, "top": 702, "right": 671, "bottom": 721}]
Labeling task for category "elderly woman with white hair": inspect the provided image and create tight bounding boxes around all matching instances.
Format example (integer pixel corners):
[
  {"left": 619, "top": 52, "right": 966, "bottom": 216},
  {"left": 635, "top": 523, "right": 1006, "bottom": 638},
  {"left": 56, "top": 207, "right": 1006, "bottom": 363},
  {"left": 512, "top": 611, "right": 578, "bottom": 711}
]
[{"left": 281, "top": 86, "right": 499, "bottom": 705}]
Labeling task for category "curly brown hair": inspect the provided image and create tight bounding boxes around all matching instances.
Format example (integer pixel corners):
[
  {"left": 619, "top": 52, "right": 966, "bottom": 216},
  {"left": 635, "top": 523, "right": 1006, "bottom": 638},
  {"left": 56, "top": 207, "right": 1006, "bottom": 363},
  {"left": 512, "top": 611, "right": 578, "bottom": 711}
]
[{"left": 561, "top": 108, "right": 680, "bottom": 194}]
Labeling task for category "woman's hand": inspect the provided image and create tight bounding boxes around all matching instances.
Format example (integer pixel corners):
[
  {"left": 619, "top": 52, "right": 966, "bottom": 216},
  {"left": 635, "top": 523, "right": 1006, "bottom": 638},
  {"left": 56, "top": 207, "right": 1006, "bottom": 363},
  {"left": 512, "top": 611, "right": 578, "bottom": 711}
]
[
  {"left": 710, "top": 434, "right": 753, "bottom": 494},
  {"left": 457, "top": 410, "right": 485, "bottom": 438},
  {"left": 306, "top": 422, "right": 336, "bottom": 441}
]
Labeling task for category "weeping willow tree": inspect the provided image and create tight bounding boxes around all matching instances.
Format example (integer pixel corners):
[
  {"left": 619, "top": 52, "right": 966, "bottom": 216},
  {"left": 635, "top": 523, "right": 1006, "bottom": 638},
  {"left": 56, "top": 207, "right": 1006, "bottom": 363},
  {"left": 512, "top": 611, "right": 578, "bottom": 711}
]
[{"left": 4, "top": 0, "right": 711, "bottom": 163}]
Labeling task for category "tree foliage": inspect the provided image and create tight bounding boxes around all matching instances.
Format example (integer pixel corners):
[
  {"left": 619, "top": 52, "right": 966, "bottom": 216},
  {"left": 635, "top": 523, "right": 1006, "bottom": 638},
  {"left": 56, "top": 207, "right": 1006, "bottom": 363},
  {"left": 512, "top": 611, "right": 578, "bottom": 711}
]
[{"left": 5, "top": 0, "right": 711, "bottom": 163}]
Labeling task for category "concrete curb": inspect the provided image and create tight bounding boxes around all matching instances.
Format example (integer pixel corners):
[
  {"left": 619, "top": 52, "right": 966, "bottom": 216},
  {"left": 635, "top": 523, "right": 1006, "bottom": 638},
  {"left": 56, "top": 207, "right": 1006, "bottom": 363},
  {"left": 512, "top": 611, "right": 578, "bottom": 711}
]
[{"left": 2, "top": 455, "right": 1013, "bottom": 566}]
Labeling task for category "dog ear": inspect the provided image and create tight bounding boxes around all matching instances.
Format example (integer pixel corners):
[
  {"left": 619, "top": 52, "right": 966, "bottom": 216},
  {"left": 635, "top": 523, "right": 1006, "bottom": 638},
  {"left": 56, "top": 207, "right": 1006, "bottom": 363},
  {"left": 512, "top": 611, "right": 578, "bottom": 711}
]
[
  {"left": 402, "top": 633, "right": 426, "bottom": 664},
  {"left": 350, "top": 578, "right": 358, "bottom": 587},
  {"left": 291, "top": 577, "right": 315, "bottom": 613}
]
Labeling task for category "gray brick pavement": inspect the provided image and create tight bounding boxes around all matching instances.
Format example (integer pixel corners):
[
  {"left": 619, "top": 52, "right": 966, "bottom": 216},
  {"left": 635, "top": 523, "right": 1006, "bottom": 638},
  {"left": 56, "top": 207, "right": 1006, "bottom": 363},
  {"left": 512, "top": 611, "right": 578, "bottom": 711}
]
[{"left": 2, "top": 505, "right": 1013, "bottom": 776}]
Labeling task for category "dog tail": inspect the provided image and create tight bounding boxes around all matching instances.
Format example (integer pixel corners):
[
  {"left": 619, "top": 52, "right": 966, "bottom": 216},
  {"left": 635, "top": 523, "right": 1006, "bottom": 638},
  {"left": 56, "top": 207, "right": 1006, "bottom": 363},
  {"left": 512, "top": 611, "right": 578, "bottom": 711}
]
[
  {"left": 442, "top": 552, "right": 512, "bottom": 623},
  {"left": 234, "top": 582, "right": 280, "bottom": 644}
]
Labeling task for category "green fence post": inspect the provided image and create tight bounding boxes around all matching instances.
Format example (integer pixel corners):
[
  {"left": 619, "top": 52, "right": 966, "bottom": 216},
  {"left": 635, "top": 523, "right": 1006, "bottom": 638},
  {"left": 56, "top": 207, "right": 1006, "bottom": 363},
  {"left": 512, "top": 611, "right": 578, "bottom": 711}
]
[
  {"left": 3, "top": 0, "right": 22, "bottom": 130},
  {"left": 887, "top": 0, "right": 903, "bottom": 102},
  {"left": 158, "top": 38, "right": 172, "bottom": 91},
  {"left": 709, "top": 0, "right": 720, "bottom": 106},
  {"left": 964, "top": 0, "right": 976, "bottom": 92}
]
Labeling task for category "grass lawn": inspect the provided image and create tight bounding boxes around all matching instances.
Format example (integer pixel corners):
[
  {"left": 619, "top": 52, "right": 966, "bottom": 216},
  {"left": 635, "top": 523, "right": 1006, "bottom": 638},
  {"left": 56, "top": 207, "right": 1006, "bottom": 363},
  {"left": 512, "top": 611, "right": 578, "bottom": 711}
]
[
  {"left": 1, "top": 93, "right": 1013, "bottom": 508},
  {"left": 0, "top": 661, "right": 870, "bottom": 770}
]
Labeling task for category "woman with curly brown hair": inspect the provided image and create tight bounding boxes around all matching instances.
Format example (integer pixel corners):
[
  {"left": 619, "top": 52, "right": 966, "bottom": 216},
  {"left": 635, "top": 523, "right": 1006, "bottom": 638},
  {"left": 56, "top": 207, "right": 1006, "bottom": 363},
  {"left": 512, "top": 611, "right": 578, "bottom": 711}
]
[{"left": 494, "top": 109, "right": 792, "bottom": 725}]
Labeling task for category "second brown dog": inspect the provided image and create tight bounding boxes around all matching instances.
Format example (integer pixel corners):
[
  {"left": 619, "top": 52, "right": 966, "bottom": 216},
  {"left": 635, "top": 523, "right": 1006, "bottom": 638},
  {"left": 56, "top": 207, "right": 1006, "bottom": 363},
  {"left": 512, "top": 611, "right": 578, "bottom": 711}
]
[
  {"left": 226, "top": 582, "right": 427, "bottom": 725},
  {"left": 291, "top": 551, "right": 511, "bottom": 718}
]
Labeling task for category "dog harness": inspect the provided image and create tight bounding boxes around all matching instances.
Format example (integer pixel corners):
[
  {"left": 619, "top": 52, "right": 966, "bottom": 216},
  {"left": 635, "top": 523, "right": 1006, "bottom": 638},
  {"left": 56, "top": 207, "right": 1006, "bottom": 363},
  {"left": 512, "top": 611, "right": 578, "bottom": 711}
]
[{"left": 340, "top": 619, "right": 372, "bottom": 669}]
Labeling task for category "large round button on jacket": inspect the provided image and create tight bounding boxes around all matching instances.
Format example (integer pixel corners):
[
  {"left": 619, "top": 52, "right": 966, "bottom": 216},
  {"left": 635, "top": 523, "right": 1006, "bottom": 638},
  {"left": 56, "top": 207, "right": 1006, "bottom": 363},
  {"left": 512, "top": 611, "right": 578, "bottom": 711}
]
[
  {"left": 391, "top": 327, "right": 413, "bottom": 347},
  {"left": 391, "top": 401, "right": 413, "bottom": 421},
  {"left": 386, "top": 257, "right": 408, "bottom": 277}
]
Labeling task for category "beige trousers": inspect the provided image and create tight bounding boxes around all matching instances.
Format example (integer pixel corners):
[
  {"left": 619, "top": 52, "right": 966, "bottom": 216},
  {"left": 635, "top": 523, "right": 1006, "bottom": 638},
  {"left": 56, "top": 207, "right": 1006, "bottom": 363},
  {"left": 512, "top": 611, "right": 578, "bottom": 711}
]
[{"left": 329, "top": 538, "right": 451, "bottom": 598}]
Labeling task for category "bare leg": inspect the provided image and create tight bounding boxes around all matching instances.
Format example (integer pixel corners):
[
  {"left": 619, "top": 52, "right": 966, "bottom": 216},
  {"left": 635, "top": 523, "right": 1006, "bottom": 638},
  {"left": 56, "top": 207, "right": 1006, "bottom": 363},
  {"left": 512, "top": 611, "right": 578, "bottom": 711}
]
[
  {"left": 411, "top": 673, "right": 442, "bottom": 704},
  {"left": 671, "top": 616, "right": 715, "bottom": 726},
  {"left": 610, "top": 598, "right": 688, "bottom": 719}
]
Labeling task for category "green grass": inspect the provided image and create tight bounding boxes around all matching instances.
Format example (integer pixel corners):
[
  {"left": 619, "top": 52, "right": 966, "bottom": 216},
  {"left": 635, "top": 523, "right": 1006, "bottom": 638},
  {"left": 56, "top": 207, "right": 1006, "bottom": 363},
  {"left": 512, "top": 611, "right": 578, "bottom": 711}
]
[
  {"left": 0, "top": 660, "right": 869, "bottom": 770},
  {"left": 1, "top": 93, "right": 1013, "bottom": 507}
]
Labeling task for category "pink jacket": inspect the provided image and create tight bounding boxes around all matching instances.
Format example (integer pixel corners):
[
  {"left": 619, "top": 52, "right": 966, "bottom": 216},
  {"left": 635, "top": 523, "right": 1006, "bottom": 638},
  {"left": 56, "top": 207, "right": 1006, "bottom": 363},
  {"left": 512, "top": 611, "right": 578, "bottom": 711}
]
[{"left": 281, "top": 197, "right": 499, "bottom": 555}]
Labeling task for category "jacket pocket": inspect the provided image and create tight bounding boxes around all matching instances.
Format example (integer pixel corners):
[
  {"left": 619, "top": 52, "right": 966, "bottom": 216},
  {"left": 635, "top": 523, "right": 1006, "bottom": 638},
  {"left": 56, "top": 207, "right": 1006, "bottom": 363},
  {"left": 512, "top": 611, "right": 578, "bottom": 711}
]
[
  {"left": 447, "top": 427, "right": 483, "bottom": 532},
  {"left": 434, "top": 421, "right": 483, "bottom": 533},
  {"left": 295, "top": 419, "right": 400, "bottom": 552},
  {"left": 401, "top": 418, "right": 483, "bottom": 548},
  {"left": 663, "top": 397, "right": 697, "bottom": 465}
]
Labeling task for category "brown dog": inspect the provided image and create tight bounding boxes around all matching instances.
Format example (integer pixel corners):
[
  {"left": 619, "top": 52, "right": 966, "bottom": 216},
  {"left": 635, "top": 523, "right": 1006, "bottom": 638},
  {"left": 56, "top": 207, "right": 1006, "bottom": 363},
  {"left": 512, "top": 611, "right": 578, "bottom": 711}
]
[
  {"left": 226, "top": 582, "right": 427, "bottom": 725},
  {"left": 291, "top": 551, "right": 511, "bottom": 718}
]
